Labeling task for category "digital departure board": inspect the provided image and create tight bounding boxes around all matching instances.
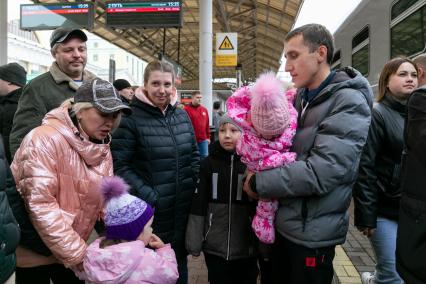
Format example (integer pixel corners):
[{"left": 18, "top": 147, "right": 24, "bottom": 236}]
[
  {"left": 106, "top": 1, "right": 182, "bottom": 28},
  {"left": 20, "top": 3, "right": 94, "bottom": 31}
]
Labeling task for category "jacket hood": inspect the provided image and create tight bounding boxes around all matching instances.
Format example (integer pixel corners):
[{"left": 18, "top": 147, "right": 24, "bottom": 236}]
[
  {"left": 327, "top": 67, "right": 373, "bottom": 108},
  {"left": 303, "top": 67, "right": 373, "bottom": 109},
  {"left": 134, "top": 86, "right": 178, "bottom": 113},
  {"left": 42, "top": 106, "right": 111, "bottom": 167},
  {"left": 49, "top": 62, "right": 96, "bottom": 91},
  {"left": 83, "top": 239, "right": 144, "bottom": 283}
]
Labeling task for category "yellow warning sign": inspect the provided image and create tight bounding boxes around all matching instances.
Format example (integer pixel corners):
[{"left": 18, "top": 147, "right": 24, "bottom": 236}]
[
  {"left": 219, "top": 36, "right": 234, "bottom": 50},
  {"left": 216, "top": 33, "right": 238, "bottom": 67},
  {"left": 216, "top": 54, "right": 237, "bottom": 67}
]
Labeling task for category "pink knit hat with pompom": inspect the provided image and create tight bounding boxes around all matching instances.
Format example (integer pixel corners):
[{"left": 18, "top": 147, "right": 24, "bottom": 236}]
[{"left": 250, "top": 72, "right": 290, "bottom": 138}]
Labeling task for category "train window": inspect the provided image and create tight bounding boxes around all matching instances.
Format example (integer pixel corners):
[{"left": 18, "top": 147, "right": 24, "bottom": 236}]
[
  {"left": 391, "top": 4, "right": 425, "bottom": 58},
  {"left": 391, "top": 0, "right": 420, "bottom": 20},
  {"left": 352, "top": 27, "right": 369, "bottom": 48},
  {"left": 332, "top": 50, "right": 341, "bottom": 70},
  {"left": 352, "top": 46, "right": 369, "bottom": 76},
  {"left": 352, "top": 26, "right": 369, "bottom": 76}
]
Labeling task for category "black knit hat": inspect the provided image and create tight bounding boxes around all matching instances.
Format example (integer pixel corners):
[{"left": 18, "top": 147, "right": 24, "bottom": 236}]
[
  {"left": 113, "top": 79, "right": 132, "bottom": 91},
  {"left": 0, "top": 63, "right": 27, "bottom": 87},
  {"left": 75, "top": 78, "right": 132, "bottom": 115}
]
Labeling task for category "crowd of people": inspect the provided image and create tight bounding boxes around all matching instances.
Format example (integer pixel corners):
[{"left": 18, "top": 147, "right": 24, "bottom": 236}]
[{"left": 0, "top": 22, "right": 425, "bottom": 284}]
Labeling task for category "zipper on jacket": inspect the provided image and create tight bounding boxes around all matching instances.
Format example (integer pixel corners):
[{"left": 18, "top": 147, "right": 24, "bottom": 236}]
[
  {"left": 226, "top": 154, "right": 234, "bottom": 260},
  {"left": 166, "top": 115, "right": 180, "bottom": 192},
  {"left": 204, "top": 212, "right": 213, "bottom": 240},
  {"left": 301, "top": 197, "right": 308, "bottom": 231},
  {"left": 165, "top": 114, "right": 180, "bottom": 233}
]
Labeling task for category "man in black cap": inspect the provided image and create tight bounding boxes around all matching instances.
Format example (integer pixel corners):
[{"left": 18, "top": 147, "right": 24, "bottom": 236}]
[
  {"left": 113, "top": 78, "right": 135, "bottom": 105},
  {"left": 0, "top": 63, "right": 27, "bottom": 163},
  {"left": 9, "top": 28, "right": 96, "bottom": 158}
]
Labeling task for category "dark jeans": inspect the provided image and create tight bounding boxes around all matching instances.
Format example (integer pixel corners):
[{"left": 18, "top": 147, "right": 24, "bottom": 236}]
[
  {"left": 258, "top": 242, "right": 273, "bottom": 284},
  {"left": 271, "top": 233, "right": 336, "bottom": 284},
  {"left": 15, "top": 264, "right": 84, "bottom": 284},
  {"left": 176, "top": 254, "right": 188, "bottom": 284},
  {"left": 204, "top": 252, "right": 259, "bottom": 284}
]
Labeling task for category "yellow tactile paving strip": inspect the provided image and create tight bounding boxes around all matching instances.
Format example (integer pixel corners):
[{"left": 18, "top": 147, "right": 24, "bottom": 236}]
[{"left": 333, "top": 245, "right": 361, "bottom": 283}]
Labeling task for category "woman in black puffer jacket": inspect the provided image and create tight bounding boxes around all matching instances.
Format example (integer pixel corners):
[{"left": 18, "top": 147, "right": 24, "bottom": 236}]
[
  {"left": 0, "top": 135, "right": 20, "bottom": 283},
  {"left": 353, "top": 57, "right": 418, "bottom": 284},
  {"left": 111, "top": 60, "right": 199, "bottom": 284}
]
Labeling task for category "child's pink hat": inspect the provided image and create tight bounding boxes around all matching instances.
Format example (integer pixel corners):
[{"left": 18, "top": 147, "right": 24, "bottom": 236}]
[{"left": 250, "top": 72, "right": 290, "bottom": 138}]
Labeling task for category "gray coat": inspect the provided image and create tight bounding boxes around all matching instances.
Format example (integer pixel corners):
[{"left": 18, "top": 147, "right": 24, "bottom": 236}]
[{"left": 256, "top": 67, "right": 373, "bottom": 248}]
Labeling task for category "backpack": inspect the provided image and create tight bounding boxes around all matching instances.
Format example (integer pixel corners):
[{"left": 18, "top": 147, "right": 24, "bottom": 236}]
[{"left": 396, "top": 87, "right": 426, "bottom": 284}]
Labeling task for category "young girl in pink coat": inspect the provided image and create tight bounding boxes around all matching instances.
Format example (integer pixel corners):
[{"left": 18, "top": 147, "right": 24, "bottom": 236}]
[
  {"left": 76, "top": 176, "right": 179, "bottom": 284},
  {"left": 227, "top": 72, "right": 298, "bottom": 244}
]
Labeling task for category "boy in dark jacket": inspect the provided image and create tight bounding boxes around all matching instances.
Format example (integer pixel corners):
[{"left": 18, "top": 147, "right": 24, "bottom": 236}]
[{"left": 185, "top": 115, "right": 258, "bottom": 284}]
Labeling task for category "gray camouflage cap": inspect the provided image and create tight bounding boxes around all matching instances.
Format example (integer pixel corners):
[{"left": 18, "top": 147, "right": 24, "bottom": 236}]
[{"left": 75, "top": 78, "right": 132, "bottom": 115}]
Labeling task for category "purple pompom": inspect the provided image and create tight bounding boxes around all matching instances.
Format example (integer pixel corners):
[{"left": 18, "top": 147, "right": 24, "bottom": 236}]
[{"left": 101, "top": 176, "right": 130, "bottom": 202}]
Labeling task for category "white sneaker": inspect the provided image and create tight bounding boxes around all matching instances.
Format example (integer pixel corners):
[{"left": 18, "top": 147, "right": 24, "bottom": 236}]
[{"left": 361, "top": 272, "right": 376, "bottom": 284}]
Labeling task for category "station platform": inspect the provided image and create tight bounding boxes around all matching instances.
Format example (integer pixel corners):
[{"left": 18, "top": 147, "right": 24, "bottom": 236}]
[{"left": 188, "top": 203, "right": 377, "bottom": 284}]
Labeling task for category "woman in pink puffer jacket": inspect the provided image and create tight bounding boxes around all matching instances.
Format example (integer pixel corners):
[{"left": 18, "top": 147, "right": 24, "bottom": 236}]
[{"left": 227, "top": 72, "right": 298, "bottom": 244}]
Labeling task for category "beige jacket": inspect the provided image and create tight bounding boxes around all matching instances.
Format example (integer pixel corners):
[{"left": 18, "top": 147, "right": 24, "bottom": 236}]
[{"left": 11, "top": 106, "right": 113, "bottom": 268}]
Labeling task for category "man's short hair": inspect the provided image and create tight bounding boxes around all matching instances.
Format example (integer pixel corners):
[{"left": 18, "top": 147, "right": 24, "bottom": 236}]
[
  {"left": 285, "top": 23, "right": 334, "bottom": 65},
  {"left": 50, "top": 28, "right": 87, "bottom": 49},
  {"left": 213, "top": 101, "right": 221, "bottom": 110},
  {"left": 413, "top": 54, "right": 426, "bottom": 70},
  {"left": 191, "top": 91, "right": 201, "bottom": 97}
]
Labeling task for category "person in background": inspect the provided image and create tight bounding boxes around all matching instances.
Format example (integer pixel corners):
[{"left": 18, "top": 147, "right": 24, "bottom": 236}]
[
  {"left": 0, "top": 63, "right": 27, "bottom": 163},
  {"left": 113, "top": 78, "right": 135, "bottom": 105},
  {"left": 0, "top": 134, "right": 20, "bottom": 284},
  {"left": 186, "top": 115, "right": 258, "bottom": 284},
  {"left": 354, "top": 57, "right": 418, "bottom": 284},
  {"left": 212, "top": 101, "right": 223, "bottom": 141},
  {"left": 9, "top": 27, "right": 96, "bottom": 158},
  {"left": 11, "top": 78, "right": 130, "bottom": 284},
  {"left": 76, "top": 176, "right": 178, "bottom": 284},
  {"left": 396, "top": 53, "right": 426, "bottom": 284},
  {"left": 112, "top": 60, "right": 199, "bottom": 284},
  {"left": 184, "top": 91, "right": 210, "bottom": 159},
  {"left": 243, "top": 23, "right": 373, "bottom": 284}
]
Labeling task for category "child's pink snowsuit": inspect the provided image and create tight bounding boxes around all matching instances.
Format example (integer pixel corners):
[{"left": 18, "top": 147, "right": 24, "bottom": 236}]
[
  {"left": 75, "top": 238, "right": 179, "bottom": 284},
  {"left": 227, "top": 85, "right": 298, "bottom": 244}
]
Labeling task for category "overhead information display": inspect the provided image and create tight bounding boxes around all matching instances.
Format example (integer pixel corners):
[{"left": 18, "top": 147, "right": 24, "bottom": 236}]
[
  {"left": 20, "top": 3, "right": 94, "bottom": 30},
  {"left": 106, "top": 1, "right": 182, "bottom": 28}
]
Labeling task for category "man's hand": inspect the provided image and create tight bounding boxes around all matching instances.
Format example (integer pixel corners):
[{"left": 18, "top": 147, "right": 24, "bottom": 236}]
[
  {"left": 243, "top": 170, "right": 258, "bottom": 200},
  {"left": 357, "top": 226, "right": 375, "bottom": 237},
  {"left": 207, "top": 139, "right": 211, "bottom": 145}
]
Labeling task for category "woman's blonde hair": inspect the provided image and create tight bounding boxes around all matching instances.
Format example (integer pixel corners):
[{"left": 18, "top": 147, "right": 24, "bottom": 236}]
[{"left": 61, "top": 98, "right": 122, "bottom": 131}]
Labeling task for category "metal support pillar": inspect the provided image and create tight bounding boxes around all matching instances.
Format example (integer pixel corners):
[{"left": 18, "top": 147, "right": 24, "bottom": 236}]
[
  {"left": 0, "top": 1, "right": 7, "bottom": 65},
  {"left": 199, "top": 0, "right": 213, "bottom": 124},
  {"left": 236, "top": 64, "right": 242, "bottom": 88}
]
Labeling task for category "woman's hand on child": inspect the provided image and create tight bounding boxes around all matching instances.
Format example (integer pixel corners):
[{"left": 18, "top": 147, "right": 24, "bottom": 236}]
[
  {"left": 243, "top": 171, "right": 258, "bottom": 200},
  {"left": 149, "top": 233, "right": 165, "bottom": 249},
  {"left": 72, "top": 262, "right": 84, "bottom": 273}
]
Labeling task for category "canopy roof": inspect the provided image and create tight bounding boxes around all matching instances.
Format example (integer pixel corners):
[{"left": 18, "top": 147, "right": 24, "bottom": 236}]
[{"left": 32, "top": 0, "right": 303, "bottom": 89}]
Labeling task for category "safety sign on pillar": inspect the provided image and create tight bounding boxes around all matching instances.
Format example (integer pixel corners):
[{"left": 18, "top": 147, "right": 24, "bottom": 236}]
[{"left": 215, "top": 33, "right": 238, "bottom": 67}]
